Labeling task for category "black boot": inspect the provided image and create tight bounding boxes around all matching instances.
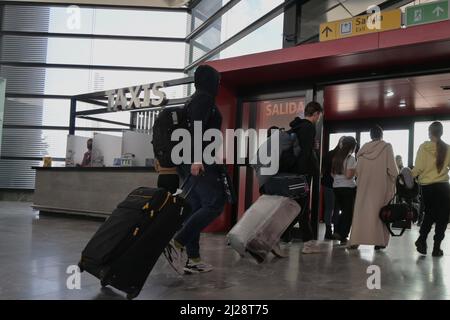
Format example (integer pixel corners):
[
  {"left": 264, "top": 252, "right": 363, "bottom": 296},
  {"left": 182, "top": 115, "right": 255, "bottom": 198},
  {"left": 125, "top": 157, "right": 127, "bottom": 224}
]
[
  {"left": 415, "top": 237, "right": 427, "bottom": 255},
  {"left": 324, "top": 225, "right": 333, "bottom": 240},
  {"left": 432, "top": 241, "right": 444, "bottom": 257}
]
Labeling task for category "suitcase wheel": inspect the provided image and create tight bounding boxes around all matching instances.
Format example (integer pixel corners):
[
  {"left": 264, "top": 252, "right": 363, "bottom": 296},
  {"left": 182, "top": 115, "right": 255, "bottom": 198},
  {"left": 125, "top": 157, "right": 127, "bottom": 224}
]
[
  {"left": 126, "top": 291, "right": 139, "bottom": 300},
  {"left": 100, "top": 279, "right": 109, "bottom": 288}
]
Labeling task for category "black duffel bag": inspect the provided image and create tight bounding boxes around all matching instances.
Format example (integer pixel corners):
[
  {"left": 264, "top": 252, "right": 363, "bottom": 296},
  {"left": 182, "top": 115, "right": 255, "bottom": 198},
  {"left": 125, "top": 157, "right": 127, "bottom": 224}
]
[
  {"left": 262, "top": 173, "right": 309, "bottom": 199},
  {"left": 379, "top": 199, "right": 418, "bottom": 237}
]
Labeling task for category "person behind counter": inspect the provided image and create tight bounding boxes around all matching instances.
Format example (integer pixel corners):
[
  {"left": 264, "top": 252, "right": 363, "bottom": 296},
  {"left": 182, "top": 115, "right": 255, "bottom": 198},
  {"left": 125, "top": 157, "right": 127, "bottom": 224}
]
[{"left": 78, "top": 138, "right": 93, "bottom": 167}]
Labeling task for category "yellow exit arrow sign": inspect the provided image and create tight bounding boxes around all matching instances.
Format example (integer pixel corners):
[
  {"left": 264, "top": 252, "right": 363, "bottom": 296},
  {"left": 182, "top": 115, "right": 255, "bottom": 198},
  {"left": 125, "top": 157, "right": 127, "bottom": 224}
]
[{"left": 320, "top": 9, "right": 402, "bottom": 42}]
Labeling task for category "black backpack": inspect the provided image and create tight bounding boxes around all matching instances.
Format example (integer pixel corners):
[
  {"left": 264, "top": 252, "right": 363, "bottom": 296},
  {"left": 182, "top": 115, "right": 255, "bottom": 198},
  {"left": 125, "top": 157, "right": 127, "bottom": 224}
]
[{"left": 151, "top": 102, "right": 191, "bottom": 168}]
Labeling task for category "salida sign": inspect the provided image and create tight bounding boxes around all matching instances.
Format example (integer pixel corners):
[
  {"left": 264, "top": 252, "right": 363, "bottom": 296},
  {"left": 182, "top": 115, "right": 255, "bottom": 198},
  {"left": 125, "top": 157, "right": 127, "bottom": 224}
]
[
  {"left": 258, "top": 98, "right": 305, "bottom": 130},
  {"left": 264, "top": 100, "right": 304, "bottom": 117},
  {"left": 106, "top": 82, "right": 167, "bottom": 112}
]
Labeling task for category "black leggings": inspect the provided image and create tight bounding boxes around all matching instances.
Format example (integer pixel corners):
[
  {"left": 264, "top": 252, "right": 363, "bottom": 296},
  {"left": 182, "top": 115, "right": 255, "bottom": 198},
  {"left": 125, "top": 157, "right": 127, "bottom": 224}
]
[
  {"left": 333, "top": 187, "right": 356, "bottom": 240},
  {"left": 419, "top": 183, "right": 450, "bottom": 243},
  {"left": 281, "top": 196, "right": 313, "bottom": 243}
]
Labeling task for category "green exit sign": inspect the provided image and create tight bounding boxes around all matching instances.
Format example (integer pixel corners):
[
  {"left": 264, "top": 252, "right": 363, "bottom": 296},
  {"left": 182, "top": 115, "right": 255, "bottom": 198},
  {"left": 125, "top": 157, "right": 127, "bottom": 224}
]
[{"left": 406, "top": 0, "right": 449, "bottom": 26}]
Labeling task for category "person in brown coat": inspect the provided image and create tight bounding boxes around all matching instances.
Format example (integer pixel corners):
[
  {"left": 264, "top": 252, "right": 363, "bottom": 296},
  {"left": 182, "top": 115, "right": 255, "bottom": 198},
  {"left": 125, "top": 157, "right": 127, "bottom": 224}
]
[{"left": 349, "top": 126, "right": 398, "bottom": 250}]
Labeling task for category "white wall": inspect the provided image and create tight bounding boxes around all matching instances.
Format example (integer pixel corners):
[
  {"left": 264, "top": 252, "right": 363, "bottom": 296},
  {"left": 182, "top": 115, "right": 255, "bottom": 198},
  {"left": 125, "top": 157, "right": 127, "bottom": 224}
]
[
  {"left": 121, "top": 130, "right": 154, "bottom": 167},
  {"left": 92, "top": 132, "right": 123, "bottom": 167}
]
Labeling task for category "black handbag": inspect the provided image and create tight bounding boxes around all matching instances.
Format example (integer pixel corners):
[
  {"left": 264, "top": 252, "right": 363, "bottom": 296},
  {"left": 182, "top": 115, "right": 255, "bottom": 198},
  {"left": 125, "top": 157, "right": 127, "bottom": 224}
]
[{"left": 379, "top": 198, "right": 418, "bottom": 237}]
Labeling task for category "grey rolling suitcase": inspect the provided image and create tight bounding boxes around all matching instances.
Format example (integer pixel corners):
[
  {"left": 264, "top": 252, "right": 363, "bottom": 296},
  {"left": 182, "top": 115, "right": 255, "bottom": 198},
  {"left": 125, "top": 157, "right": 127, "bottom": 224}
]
[{"left": 227, "top": 195, "right": 300, "bottom": 263}]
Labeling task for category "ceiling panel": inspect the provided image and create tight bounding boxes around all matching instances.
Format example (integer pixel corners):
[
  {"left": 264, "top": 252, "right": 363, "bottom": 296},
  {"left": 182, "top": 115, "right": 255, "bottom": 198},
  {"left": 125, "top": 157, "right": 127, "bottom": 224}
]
[{"left": 324, "top": 73, "right": 450, "bottom": 120}]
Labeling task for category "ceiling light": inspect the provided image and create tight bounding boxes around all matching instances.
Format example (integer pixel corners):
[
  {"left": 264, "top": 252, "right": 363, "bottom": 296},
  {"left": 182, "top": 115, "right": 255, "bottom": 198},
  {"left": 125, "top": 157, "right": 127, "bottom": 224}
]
[{"left": 386, "top": 91, "right": 394, "bottom": 97}]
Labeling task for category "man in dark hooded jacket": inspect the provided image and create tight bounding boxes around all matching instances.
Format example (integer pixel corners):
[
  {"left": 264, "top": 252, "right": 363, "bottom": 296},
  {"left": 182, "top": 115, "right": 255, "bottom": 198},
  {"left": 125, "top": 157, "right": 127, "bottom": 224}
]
[
  {"left": 164, "top": 65, "right": 225, "bottom": 274},
  {"left": 281, "top": 101, "right": 323, "bottom": 254}
]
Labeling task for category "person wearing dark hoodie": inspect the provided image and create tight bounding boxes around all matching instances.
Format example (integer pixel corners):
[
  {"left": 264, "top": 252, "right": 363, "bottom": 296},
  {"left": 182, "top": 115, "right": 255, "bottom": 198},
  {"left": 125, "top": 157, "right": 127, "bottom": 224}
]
[
  {"left": 348, "top": 126, "right": 398, "bottom": 250},
  {"left": 412, "top": 122, "right": 450, "bottom": 257},
  {"left": 281, "top": 101, "right": 323, "bottom": 254},
  {"left": 163, "top": 65, "right": 225, "bottom": 274}
]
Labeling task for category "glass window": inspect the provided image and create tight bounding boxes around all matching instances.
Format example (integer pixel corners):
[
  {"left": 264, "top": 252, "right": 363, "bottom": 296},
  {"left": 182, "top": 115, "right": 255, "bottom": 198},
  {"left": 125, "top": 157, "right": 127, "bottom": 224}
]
[
  {"left": 219, "top": 14, "right": 283, "bottom": 59},
  {"left": 191, "top": 0, "right": 284, "bottom": 62},
  {"left": 361, "top": 130, "right": 409, "bottom": 165},
  {"left": 1, "top": 128, "right": 68, "bottom": 158},
  {"left": 2, "top": 36, "right": 185, "bottom": 69},
  {"left": 0, "top": 66, "right": 184, "bottom": 95},
  {"left": 3, "top": 5, "right": 188, "bottom": 38},
  {"left": 329, "top": 132, "right": 356, "bottom": 152},
  {"left": 192, "top": 0, "right": 232, "bottom": 30},
  {"left": 75, "top": 106, "right": 131, "bottom": 129},
  {"left": 3, "top": 98, "right": 70, "bottom": 126},
  {"left": 89, "top": 9, "right": 187, "bottom": 38}
]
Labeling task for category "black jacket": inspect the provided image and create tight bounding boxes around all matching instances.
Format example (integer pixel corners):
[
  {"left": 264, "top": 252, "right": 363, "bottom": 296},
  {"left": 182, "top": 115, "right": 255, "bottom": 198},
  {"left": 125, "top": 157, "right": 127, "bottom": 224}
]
[
  {"left": 290, "top": 117, "right": 320, "bottom": 176},
  {"left": 188, "top": 65, "right": 223, "bottom": 164}
]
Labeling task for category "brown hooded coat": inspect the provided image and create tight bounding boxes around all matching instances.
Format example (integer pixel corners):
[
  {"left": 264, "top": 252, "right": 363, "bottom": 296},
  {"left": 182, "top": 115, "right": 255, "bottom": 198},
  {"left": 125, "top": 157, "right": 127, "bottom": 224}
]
[{"left": 349, "top": 140, "right": 398, "bottom": 247}]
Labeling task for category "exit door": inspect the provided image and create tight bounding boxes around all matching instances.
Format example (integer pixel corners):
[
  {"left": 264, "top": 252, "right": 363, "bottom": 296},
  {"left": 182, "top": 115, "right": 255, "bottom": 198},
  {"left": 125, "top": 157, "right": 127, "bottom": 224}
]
[{"left": 236, "top": 95, "right": 306, "bottom": 221}]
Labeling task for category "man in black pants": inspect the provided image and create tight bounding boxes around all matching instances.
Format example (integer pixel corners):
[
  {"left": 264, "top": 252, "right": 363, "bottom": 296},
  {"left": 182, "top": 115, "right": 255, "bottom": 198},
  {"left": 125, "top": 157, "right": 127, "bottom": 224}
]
[{"left": 282, "top": 101, "right": 323, "bottom": 254}]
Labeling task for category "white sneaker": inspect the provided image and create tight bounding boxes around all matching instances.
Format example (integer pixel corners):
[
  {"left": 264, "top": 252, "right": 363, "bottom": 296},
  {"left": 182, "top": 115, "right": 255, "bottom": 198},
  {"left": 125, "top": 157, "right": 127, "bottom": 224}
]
[
  {"left": 302, "top": 240, "right": 322, "bottom": 254},
  {"left": 184, "top": 259, "right": 213, "bottom": 274},
  {"left": 163, "top": 240, "right": 186, "bottom": 275}
]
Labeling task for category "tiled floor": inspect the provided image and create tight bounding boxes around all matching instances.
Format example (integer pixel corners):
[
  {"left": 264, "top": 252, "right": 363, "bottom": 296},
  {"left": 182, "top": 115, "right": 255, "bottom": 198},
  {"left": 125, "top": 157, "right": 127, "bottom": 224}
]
[{"left": 0, "top": 201, "right": 449, "bottom": 300}]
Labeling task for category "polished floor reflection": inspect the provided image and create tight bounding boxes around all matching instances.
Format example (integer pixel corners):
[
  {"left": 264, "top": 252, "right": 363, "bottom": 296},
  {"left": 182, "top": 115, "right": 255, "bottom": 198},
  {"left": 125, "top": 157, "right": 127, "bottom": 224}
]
[{"left": 0, "top": 201, "right": 449, "bottom": 300}]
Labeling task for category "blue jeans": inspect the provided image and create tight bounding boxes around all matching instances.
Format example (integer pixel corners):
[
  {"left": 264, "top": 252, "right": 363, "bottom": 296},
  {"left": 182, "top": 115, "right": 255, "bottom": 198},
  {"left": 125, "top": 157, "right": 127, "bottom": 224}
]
[{"left": 175, "top": 165, "right": 226, "bottom": 259}]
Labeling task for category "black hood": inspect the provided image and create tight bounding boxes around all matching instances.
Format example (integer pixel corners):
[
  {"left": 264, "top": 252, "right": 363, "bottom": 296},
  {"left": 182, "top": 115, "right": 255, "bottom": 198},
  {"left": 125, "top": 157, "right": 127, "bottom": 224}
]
[{"left": 194, "top": 65, "right": 220, "bottom": 97}]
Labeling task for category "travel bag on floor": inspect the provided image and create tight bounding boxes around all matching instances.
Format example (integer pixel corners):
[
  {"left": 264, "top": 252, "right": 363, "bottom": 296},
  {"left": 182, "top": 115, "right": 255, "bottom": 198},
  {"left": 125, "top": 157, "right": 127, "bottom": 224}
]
[
  {"left": 78, "top": 178, "right": 195, "bottom": 300},
  {"left": 227, "top": 195, "right": 300, "bottom": 263}
]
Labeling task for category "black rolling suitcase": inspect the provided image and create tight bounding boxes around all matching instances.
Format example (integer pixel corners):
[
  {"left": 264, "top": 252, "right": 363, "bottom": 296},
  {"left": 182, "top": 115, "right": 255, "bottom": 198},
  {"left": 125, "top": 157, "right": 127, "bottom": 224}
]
[
  {"left": 262, "top": 173, "right": 309, "bottom": 199},
  {"left": 78, "top": 179, "right": 194, "bottom": 300}
]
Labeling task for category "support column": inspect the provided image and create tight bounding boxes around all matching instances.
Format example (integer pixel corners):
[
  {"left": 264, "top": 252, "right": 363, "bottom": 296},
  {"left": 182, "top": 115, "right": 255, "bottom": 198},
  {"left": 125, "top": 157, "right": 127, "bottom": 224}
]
[{"left": 69, "top": 99, "right": 77, "bottom": 135}]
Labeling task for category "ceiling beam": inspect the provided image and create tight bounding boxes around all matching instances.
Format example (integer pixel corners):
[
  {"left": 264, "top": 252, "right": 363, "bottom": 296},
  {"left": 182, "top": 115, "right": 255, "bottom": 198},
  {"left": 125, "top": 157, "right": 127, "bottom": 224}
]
[{"left": 0, "top": 0, "right": 190, "bottom": 10}]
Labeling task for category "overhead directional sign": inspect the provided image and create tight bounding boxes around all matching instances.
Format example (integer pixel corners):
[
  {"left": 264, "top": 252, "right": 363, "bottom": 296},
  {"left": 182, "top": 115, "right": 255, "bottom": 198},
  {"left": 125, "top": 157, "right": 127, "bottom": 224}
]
[
  {"left": 406, "top": 0, "right": 449, "bottom": 27},
  {"left": 320, "top": 9, "right": 402, "bottom": 42}
]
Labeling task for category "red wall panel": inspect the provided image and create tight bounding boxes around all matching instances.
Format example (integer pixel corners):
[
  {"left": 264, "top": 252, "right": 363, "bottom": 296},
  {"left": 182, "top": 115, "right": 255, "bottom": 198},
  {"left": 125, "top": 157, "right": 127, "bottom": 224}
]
[{"left": 203, "top": 84, "right": 237, "bottom": 233}]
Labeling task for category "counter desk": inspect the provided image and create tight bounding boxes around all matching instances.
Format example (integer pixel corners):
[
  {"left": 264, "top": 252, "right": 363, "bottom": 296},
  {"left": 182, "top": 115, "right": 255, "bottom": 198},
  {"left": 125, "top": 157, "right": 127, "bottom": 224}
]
[{"left": 32, "top": 167, "right": 158, "bottom": 218}]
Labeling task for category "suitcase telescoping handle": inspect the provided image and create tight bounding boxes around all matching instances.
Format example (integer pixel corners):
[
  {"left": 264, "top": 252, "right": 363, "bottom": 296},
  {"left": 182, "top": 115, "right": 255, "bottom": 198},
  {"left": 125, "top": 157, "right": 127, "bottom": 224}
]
[{"left": 175, "top": 173, "right": 200, "bottom": 199}]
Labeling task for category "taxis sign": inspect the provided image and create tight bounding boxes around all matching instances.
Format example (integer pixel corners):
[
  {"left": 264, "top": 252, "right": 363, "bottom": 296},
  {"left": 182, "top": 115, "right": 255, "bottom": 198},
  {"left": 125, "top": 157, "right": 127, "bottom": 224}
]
[{"left": 320, "top": 9, "right": 402, "bottom": 42}]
